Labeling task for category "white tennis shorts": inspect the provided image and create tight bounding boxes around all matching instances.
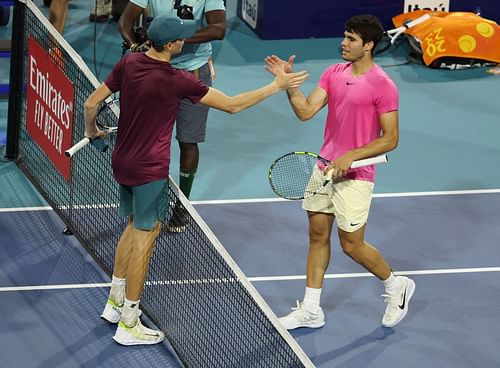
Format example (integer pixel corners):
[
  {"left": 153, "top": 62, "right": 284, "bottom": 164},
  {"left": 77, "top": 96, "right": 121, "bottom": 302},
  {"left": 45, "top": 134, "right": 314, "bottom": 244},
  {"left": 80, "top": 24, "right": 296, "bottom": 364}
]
[{"left": 302, "top": 170, "right": 374, "bottom": 232}]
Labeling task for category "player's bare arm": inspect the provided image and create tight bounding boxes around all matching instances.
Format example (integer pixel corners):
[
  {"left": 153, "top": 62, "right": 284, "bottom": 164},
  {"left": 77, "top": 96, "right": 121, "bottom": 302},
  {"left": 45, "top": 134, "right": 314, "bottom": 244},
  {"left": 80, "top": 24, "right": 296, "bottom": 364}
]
[
  {"left": 265, "top": 54, "right": 328, "bottom": 121},
  {"left": 84, "top": 83, "right": 112, "bottom": 138},
  {"left": 200, "top": 65, "right": 308, "bottom": 113}
]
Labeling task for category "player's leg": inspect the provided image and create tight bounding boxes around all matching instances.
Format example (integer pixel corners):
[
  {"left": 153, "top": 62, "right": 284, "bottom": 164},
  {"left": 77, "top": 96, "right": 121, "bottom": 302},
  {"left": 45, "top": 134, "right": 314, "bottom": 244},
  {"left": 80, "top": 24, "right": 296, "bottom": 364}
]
[
  {"left": 338, "top": 225, "right": 391, "bottom": 278},
  {"left": 113, "top": 223, "right": 164, "bottom": 345},
  {"left": 122, "top": 222, "right": 161, "bottom": 302},
  {"left": 306, "top": 212, "right": 335, "bottom": 289},
  {"left": 335, "top": 180, "right": 415, "bottom": 328},
  {"left": 279, "top": 184, "right": 335, "bottom": 330},
  {"left": 101, "top": 185, "right": 134, "bottom": 323},
  {"left": 48, "top": 0, "right": 69, "bottom": 34},
  {"left": 111, "top": 180, "right": 167, "bottom": 345}
]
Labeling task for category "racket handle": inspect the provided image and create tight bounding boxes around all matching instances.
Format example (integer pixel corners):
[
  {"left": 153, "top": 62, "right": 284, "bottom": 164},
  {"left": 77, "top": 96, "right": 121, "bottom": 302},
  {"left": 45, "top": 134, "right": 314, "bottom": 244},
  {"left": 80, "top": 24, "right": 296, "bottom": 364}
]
[
  {"left": 65, "top": 137, "right": 90, "bottom": 157},
  {"left": 350, "top": 154, "right": 388, "bottom": 169},
  {"left": 405, "top": 13, "right": 431, "bottom": 28},
  {"left": 64, "top": 137, "right": 109, "bottom": 158},
  {"left": 386, "top": 13, "right": 431, "bottom": 44}
]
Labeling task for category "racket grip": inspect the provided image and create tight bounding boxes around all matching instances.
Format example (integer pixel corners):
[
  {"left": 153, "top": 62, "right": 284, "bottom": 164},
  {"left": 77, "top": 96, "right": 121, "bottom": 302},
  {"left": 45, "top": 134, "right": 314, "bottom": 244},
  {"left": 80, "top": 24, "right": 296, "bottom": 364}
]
[
  {"left": 64, "top": 137, "right": 109, "bottom": 158},
  {"left": 65, "top": 137, "right": 90, "bottom": 157},
  {"left": 350, "top": 154, "right": 388, "bottom": 169}
]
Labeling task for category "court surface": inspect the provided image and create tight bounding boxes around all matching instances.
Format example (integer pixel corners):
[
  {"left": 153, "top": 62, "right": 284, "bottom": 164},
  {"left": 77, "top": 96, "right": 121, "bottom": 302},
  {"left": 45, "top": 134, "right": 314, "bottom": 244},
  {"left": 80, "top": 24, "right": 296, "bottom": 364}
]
[{"left": 1, "top": 1, "right": 499, "bottom": 367}]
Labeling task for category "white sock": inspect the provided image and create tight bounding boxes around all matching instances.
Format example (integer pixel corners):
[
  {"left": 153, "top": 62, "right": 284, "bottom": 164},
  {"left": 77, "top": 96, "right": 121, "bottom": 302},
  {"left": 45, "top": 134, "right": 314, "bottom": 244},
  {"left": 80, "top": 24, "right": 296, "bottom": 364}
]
[
  {"left": 109, "top": 275, "right": 126, "bottom": 306},
  {"left": 302, "top": 287, "right": 322, "bottom": 312},
  {"left": 383, "top": 272, "right": 402, "bottom": 292},
  {"left": 121, "top": 298, "right": 140, "bottom": 327}
]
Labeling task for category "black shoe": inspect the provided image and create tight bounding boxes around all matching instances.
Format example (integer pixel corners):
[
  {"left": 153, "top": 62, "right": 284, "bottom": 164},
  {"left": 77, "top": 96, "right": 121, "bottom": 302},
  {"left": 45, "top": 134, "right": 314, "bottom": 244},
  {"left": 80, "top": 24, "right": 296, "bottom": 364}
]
[{"left": 166, "top": 205, "right": 188, "bottom": 233}]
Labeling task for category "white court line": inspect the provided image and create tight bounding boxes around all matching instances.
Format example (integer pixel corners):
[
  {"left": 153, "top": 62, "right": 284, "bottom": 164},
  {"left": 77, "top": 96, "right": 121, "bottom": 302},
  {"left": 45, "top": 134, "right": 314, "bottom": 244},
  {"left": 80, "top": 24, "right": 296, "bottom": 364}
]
[
  {"left": 191, "top": 188, "right": 500, "bottom": 205},
  {"left": 0, "top": 206, "right": 52, "bottom": 213},
  {"left": 0, "top": 283, "right": 111, "bottom": 292},
  {"left": 1, "top": 267, "right": 499, "bottom": 292},
  {"left": 0, "top": 204, "right": 118, "bottom": 213},
  {"left": 248, "top": 267, "right": 500, "bottom": 282},
  {"left": 1, "top": 189, "right": 499, "bottom": 211}
]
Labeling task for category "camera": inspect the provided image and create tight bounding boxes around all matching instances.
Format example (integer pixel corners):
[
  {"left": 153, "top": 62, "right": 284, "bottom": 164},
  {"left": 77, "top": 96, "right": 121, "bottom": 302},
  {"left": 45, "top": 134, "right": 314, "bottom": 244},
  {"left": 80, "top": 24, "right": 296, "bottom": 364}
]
[{"left": 174, "top": 0, "right": 194, "bottom": 20}]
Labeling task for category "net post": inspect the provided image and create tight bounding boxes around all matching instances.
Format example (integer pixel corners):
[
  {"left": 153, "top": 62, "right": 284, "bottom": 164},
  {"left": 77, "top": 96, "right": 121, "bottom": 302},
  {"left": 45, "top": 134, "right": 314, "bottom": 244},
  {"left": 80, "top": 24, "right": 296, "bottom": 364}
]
[{"left": 5, "top": 0, "right": 26, "bottom": 160}]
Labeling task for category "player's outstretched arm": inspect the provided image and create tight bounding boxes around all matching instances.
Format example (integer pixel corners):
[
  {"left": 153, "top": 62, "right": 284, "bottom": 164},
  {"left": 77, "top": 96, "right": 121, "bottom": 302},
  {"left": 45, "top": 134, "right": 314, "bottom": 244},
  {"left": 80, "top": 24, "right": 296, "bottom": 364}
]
[
  {"left": 264, "top": 54, "right": 327, "bottom": 121},
  {"left": 200, "top": 63, "right": 309, "bottom": 114}
]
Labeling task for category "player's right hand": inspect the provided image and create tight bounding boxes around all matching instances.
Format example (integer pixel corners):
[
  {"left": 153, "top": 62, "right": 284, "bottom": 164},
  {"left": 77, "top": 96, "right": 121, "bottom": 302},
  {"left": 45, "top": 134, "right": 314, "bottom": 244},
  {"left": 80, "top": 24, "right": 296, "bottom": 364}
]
[
  {"left": 264, "top": 54, "right": 296, "bottom": 76},
  {"left": 274, "top": 63, "right": 308, "bottom": 90}
]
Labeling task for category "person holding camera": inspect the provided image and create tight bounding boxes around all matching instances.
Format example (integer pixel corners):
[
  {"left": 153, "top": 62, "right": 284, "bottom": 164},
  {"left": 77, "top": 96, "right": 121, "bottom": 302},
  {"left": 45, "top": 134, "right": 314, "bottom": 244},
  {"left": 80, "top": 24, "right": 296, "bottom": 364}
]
[{"left": 118, "top": 0, "right": 226, "bottom": 232}]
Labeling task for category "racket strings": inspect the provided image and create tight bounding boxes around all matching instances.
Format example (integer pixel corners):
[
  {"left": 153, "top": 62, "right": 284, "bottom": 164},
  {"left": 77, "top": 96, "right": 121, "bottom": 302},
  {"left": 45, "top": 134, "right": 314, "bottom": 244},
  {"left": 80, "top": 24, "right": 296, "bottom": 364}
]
[
  {"left": 270, "top": 153, "right": 327, "bottom": 200},
  {"left": 96, "top": 100, "right": 119, "bottom": 143}
]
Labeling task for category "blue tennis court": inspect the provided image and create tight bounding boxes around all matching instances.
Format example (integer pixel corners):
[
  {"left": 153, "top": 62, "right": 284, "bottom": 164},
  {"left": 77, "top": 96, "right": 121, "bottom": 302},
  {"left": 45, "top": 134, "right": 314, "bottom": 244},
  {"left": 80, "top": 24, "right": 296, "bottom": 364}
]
[{"left": 1, "top": 1, "right": 499, "bottom": 367}]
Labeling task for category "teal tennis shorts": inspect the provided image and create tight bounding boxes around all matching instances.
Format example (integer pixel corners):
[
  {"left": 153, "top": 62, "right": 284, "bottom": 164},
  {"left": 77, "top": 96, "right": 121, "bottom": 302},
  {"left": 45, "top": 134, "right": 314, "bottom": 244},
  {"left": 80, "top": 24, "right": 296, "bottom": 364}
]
[{"left": 118, "top": 179, "right": 168, "bottom": 230}]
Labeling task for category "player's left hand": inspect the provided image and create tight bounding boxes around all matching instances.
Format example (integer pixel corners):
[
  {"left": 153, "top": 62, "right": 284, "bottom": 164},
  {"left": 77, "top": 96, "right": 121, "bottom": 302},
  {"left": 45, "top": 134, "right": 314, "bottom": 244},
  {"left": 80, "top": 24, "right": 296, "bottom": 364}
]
[
  {"left": 324, "top": 153, "right": 354, "bottom": 179},
  {"left": 85, "top": 127, "right": 106, "bottom": 140}
]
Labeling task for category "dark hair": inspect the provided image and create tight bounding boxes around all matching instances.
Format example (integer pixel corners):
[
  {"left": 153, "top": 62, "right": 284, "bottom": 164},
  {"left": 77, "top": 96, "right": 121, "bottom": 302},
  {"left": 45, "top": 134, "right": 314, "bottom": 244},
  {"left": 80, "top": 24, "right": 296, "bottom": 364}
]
[
  {"left": 153, "top": 44, "right": 164, "bottom": 52},
  {"left": 344, "top": 15, "right": 384, "bottom": 55}
]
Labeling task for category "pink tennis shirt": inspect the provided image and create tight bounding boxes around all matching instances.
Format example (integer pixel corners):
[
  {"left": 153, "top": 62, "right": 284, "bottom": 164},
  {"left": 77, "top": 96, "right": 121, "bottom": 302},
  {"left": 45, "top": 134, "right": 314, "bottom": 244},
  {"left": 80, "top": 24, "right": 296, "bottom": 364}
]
[{"left": 318, "top": 63, "right": 398, "bottom": 182}]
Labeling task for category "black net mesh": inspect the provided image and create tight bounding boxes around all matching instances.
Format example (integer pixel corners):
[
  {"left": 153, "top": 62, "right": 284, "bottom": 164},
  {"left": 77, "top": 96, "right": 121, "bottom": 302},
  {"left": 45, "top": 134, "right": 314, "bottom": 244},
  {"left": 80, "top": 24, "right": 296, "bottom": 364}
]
[{"left": 12, "top": 2, "right": 310, "bottom": 367}]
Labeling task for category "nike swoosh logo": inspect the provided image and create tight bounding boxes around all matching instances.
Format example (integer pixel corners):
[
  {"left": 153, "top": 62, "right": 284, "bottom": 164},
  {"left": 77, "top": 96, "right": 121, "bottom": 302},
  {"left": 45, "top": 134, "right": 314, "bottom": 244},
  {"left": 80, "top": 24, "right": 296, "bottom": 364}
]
[
  {"left": 398, "top": 287, "right": 407, "bottom": 309},
  {"left": 346, "top": 82, "right": 355, "bottom": 85},
  {"left": 350, "top": 222, "right": 360, "bottom": 226}
]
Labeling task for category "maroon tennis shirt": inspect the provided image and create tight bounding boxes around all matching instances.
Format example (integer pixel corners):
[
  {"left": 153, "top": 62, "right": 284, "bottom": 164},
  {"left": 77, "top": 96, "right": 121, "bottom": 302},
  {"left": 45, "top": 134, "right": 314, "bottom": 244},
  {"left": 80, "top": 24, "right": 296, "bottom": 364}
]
[{"left": 104, "top": 53, "right": 209, "bottom": 186}]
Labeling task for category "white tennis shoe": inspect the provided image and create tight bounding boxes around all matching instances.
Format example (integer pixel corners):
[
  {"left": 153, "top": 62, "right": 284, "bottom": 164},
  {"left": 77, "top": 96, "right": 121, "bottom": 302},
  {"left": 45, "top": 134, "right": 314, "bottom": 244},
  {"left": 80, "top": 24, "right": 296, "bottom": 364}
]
[
  {"left": 100, "top": 299, "right": 122, "bottom": 324},
  {"left": 381, "top": 276, "right": 416, "bottom": 327},
  {"left": 101, "top": 299, "right": 142, "bottom": 324},
  {"left": 113, "top": 319, "right": 165, "bottom": 346},
  {"left": 279, "top": 301, "right": 325, "bottom": 330}
]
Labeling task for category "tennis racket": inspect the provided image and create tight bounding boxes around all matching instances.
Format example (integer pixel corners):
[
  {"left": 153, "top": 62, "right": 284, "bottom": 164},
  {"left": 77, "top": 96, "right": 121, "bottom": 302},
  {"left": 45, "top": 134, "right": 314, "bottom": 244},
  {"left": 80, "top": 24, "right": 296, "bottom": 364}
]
[
  {"left": 268, "top": 152, "right": 388, "bottom": 200},
  {"left": 65, "top": 98, "right": 119, "bottom": 158},
  {"left": 374, "top": 13, "right": 431, "bottom": 55}
]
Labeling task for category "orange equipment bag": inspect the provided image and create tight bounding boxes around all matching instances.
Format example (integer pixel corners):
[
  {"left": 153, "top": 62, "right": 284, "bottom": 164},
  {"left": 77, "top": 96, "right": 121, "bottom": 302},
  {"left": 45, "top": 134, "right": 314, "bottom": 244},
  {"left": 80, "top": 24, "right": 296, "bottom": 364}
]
[{"left": 392, "top": 10, "right": 500, "bottom": 69}]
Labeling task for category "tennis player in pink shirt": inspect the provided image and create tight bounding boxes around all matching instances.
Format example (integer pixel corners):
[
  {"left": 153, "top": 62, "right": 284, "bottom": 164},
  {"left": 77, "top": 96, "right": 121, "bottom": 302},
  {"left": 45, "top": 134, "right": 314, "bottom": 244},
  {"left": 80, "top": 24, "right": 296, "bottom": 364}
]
[{"left": 265, "top": 14, "right": 415, "bottom": 330}]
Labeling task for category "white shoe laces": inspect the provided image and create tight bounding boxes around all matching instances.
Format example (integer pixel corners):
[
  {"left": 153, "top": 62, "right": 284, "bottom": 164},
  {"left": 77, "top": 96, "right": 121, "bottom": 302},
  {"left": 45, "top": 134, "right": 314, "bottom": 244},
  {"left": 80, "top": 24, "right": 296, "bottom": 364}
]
[
  {"left": 289, "top": 300, "right": 317, "bottom": 321},
  {"left": 381, "top": 291, "right": 399, "bottom": 314},
  {"left": 291, "top": 300, "right": 302, "bottom": 312}
]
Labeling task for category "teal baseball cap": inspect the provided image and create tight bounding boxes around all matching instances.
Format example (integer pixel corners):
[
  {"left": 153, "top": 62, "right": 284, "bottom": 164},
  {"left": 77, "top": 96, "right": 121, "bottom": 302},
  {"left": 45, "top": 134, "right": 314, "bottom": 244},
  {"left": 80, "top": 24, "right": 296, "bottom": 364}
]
[{"left": 147, "top": 14, "right": 196, "bottom": 46}]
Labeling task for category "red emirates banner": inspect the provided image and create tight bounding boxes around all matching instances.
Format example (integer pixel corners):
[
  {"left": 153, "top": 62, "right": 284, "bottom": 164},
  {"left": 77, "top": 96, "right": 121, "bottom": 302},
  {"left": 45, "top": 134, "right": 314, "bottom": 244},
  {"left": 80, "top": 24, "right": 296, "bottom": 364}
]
[{"left": 26, "top": 37, "right": 74, "bottom": 181}]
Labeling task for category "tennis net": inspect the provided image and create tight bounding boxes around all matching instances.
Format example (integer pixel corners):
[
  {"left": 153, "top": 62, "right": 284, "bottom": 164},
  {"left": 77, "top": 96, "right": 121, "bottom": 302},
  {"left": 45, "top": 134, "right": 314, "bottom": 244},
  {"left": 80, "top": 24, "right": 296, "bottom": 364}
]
[{"left": 6, "top": 1, "right": 314, "bottom": 367}]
